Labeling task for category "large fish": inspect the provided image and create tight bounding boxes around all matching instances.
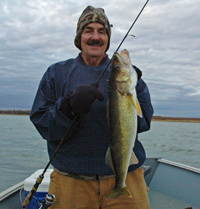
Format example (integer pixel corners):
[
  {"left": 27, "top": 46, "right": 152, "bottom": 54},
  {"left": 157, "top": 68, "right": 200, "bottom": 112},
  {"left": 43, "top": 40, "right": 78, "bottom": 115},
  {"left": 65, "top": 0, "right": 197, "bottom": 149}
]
[{"left": 106, "top": 49, "right": 142, "bottom": 199}]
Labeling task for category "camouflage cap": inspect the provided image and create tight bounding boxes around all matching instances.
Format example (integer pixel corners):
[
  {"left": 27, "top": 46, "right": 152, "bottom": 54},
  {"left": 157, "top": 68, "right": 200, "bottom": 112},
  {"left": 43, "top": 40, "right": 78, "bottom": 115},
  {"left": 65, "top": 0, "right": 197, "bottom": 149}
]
[{"left": 74, "top": 6, "right": 111, "bottom": 52}]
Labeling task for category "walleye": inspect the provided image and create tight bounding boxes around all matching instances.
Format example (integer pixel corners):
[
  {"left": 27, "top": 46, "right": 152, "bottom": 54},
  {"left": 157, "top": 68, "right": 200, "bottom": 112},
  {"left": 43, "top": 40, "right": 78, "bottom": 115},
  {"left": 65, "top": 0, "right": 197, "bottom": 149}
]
[{"left": 106, "top": 49, "right": 142, "bottom": 199}]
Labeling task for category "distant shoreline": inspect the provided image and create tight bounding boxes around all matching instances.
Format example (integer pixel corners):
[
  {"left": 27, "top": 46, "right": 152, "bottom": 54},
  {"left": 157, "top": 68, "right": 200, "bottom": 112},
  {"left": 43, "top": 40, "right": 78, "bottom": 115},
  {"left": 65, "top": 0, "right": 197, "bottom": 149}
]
[
  {"left": 152, "top": 116, "right": 200, "bottom": 123},
  {"left": 0, "top": 110, "right": 200, "bottom": 123},
  {"left": 0, "top": 110, "right": 31, "bottom": 115}
]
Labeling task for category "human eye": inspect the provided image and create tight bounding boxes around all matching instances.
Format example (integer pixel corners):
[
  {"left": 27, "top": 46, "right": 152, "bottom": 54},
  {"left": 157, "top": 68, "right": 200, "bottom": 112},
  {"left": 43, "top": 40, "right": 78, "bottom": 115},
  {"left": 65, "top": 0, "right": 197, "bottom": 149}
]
[
  {"left": 85, "top": 29, "right": 91, "bottom": 33},
  {"left": 84, "top": 27, "right": 93, "bottom": 33},
  {"left": 99, "top": 28, "right": 106, "bottom": 34}
]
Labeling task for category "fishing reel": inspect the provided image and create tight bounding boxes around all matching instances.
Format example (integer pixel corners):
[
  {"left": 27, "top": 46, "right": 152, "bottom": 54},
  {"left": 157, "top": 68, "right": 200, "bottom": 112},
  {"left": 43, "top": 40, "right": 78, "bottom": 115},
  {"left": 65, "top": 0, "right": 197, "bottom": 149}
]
[{"left": 38, "top": 194, "right": 56, "bottom": 209}]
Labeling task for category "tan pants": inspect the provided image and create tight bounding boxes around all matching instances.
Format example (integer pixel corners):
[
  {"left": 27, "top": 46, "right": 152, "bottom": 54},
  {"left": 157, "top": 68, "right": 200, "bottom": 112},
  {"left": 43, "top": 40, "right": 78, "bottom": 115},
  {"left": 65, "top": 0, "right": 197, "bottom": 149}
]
[{"left": 49, "top": 167, "right": 150, "bottom": 209}]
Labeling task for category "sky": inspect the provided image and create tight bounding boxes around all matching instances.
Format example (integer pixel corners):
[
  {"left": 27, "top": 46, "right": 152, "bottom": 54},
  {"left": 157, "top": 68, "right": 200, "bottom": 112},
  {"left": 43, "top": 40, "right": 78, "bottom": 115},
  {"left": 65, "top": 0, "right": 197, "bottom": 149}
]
[{"left": 0, "top": 0, "right": 199, "bottom": 117}]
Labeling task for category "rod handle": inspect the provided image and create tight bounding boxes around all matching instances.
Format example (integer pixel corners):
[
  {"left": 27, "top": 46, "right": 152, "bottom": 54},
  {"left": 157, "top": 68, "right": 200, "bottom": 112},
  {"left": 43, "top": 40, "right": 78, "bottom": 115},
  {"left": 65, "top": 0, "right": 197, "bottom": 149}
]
[{"left": 22, "top": 174, "right": 44, "bottom": 209}]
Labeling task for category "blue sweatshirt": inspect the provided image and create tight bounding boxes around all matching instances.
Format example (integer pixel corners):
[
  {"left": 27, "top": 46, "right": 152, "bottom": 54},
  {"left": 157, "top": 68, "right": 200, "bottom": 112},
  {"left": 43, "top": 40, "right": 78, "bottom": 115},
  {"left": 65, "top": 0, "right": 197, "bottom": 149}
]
[{"left": 30, "top": 53, "right": 154, "bottom": 175}]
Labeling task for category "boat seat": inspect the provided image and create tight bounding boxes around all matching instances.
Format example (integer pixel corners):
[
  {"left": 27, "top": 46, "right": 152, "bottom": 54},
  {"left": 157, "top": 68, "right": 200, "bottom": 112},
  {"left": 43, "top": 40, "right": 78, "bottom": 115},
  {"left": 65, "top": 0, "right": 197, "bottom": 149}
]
[{"left": 149, "top": 189, "right": 198, "bottom": 209}]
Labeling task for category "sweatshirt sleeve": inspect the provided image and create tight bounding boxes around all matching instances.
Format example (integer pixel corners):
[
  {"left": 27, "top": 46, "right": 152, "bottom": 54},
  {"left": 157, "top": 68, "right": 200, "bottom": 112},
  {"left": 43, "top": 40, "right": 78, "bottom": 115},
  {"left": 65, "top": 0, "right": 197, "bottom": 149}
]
[
  {"left": 30, "top": 67, "right": 79, "bottom": 142},
  {"left": 136, "top": 78, "right": 154, "bottom": 133}
]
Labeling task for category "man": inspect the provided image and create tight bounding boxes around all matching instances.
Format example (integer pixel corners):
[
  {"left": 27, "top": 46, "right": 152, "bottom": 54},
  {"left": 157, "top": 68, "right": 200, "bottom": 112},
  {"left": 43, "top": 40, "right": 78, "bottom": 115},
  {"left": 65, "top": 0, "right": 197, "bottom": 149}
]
[{"left": 30, "top": 5, "right": 154, "bottom": 209}]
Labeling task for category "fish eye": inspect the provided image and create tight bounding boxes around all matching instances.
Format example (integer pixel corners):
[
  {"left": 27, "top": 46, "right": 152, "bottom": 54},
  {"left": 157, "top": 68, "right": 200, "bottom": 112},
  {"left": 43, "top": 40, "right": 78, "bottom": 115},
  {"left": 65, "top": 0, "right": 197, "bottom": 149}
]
[{"left": 114, "top": 64, "right": 120, "bottom": 70}]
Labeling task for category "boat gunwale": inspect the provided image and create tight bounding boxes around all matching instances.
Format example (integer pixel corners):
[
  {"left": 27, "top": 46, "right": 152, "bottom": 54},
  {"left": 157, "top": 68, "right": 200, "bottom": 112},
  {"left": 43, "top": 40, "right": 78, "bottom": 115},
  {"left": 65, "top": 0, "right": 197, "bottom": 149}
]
[
  {"left": 157, "top": 159, "right": 200, "bottom": 174},
  {"left": 0, "top": 181, "right": 24, "bottom": 201}
]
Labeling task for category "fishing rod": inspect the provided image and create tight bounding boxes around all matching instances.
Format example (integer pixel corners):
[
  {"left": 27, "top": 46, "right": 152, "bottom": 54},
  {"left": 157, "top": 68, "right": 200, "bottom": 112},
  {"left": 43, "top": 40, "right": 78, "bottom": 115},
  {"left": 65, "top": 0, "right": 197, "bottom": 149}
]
[
  {"left": 22, "top": 1, "right": 149, "bottom": 208},
  {"left": 96, "top": 0, "right": 149, "bottom": 85}
]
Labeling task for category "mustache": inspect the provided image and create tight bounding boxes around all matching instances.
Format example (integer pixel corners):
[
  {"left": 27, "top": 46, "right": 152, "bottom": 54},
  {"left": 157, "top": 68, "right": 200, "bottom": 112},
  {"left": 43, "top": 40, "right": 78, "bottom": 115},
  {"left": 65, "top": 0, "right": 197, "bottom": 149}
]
[{"left": 86, "top": 39, "right": 104, "bottom": 46}]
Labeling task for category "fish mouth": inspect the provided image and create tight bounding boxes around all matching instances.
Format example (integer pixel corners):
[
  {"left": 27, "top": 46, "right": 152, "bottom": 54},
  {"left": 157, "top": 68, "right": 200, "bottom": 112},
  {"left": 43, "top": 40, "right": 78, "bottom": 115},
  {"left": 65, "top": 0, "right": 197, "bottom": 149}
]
[
  {"left": 113, "top": 52, "right": 129, "bottom": 65},
  {"left": 113, "top": 52, "right": 131, "bottom": 70},
  {"left": 112, "top": 53, "right": 131, "bottom": 82}
]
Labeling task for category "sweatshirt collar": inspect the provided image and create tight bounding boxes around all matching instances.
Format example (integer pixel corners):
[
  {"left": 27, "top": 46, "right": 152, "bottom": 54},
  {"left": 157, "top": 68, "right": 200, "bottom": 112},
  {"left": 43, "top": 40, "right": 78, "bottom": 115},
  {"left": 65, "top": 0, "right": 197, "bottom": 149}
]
[{"left": 75, "top": 53, "right": 110, "bottom": 67}]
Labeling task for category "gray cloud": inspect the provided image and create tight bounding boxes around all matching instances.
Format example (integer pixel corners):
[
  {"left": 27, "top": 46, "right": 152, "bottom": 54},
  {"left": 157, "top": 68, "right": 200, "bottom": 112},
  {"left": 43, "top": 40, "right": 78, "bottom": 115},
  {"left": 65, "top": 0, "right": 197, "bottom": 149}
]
[{"left": 0, "top": 0, "right": 199, "bottom": 117}]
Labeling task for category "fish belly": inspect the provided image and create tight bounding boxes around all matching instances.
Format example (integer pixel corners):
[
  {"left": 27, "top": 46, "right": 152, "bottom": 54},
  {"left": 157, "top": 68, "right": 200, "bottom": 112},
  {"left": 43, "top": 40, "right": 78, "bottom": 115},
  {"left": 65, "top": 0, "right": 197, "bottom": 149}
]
[{"left": 106, "top": 90, "right": 138, "bottom": 199}]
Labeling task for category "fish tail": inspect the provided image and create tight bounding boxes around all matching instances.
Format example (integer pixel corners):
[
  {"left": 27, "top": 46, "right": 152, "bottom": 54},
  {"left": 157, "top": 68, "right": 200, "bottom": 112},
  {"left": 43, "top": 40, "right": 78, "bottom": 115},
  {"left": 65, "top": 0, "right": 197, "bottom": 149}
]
[{"left": 106, "top": 186, "right": 132, "bottom": 199}]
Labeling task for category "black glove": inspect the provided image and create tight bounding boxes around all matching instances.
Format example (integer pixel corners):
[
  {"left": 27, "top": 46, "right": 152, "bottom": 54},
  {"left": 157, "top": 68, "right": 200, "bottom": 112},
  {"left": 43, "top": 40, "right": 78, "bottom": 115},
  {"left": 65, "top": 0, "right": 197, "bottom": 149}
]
[
  {"left": 60, "top": 91, "right": 75, "bottom": 120},
  {"left": 61, "top": 83, "right": 104, "bottom": 119}
]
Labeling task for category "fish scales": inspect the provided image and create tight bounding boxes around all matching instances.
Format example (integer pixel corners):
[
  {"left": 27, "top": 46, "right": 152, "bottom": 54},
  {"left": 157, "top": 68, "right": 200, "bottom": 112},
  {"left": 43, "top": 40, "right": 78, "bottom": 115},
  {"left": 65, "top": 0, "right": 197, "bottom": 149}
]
[{"left": 106, "top": 49, "right": 142, "bottom": 199}]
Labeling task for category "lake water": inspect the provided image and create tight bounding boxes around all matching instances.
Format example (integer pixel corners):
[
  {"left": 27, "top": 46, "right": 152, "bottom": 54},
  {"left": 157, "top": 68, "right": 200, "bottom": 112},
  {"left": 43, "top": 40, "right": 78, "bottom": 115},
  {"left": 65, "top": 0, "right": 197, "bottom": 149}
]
[{"left": 0, "top": 115, "right": 200, "bottom": 193}]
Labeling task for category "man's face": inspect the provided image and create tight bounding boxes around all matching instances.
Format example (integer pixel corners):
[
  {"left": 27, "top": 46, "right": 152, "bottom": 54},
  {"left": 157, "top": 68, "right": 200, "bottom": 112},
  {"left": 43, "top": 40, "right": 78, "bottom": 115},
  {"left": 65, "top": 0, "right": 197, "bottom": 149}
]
[{"left": 81, "top": 22, "right": 109, "bottom": 61}]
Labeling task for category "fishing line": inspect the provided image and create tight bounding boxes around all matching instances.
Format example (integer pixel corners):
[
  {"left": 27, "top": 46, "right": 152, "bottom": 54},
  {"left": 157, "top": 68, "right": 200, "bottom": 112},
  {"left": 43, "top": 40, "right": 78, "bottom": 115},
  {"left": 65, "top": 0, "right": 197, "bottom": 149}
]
[{"left": 22, "top": 1, "right": 149, "bottom": 208}]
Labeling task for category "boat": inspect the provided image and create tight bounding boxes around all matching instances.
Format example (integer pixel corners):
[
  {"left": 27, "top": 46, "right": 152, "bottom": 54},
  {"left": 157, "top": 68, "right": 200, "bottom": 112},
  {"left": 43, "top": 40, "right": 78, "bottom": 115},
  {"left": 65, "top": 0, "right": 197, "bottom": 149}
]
[{"left": 0, "top": 158, "right": 200, "bottom": 209}]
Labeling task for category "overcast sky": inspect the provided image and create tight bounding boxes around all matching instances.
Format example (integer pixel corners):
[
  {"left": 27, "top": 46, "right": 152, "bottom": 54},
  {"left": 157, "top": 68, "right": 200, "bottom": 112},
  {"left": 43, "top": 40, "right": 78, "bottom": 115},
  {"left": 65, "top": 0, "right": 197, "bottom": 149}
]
[{"left": 0, "top": 0, "right": 199, "bottom": 117}]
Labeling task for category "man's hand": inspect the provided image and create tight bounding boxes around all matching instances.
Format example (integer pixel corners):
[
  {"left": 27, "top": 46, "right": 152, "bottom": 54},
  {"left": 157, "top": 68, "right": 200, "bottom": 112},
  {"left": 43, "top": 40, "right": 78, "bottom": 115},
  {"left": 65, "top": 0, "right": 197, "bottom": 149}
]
[
  {"left": 71, "top": 84, "right": 104, "bottom": 114},
  {"left": 60, "top": 83, "right": 104, "bottom": 119}
]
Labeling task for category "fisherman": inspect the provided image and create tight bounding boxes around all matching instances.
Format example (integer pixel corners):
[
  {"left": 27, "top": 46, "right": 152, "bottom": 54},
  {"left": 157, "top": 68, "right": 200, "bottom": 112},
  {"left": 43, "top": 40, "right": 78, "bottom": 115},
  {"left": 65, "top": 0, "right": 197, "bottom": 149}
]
[{"left": 30, "top": 5, "right": 154, "bottom": 209}]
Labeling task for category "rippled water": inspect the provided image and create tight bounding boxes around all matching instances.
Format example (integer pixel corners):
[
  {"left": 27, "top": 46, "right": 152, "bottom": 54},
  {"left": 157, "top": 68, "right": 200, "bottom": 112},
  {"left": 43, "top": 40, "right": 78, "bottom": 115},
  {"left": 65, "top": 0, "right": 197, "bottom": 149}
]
[
  {"left": 0, "top": 115, "right": 200, "bottom": 193},
  {"left": 0, "top": 115, "right": 49, "bottom": 193},
  {"left": 140, "top": 121, "right": 200, "bottom": 168}
]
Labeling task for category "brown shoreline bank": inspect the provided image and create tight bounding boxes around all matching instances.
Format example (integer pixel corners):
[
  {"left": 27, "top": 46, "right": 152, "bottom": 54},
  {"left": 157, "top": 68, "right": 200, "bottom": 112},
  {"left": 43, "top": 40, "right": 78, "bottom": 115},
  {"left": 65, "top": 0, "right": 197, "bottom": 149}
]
[
  {"left": 152, "top": 116, "right": 200, "bottom": 123},
  {"left": 0, "top": 110, "right": 31, "bottom": 115},
  {"left": 0, "top": 110, "right": 200, "bottom": 123}
]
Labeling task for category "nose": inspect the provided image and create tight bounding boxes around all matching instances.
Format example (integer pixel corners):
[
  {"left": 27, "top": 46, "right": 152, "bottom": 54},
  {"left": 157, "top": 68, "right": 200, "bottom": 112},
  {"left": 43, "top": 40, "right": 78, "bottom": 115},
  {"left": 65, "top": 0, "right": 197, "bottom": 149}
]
[{"left": 92, "top": 30, "right": 100, "bottom": 40}]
